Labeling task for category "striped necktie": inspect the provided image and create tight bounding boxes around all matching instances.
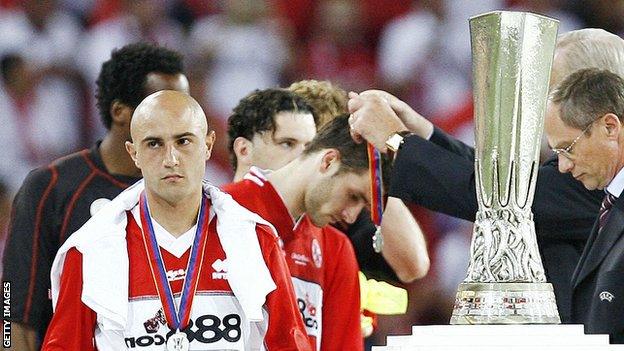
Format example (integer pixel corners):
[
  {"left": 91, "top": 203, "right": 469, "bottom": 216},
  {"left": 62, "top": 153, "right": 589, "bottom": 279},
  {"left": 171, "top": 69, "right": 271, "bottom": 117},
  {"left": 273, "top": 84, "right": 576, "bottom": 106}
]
[{"left": 599, "top": 193, "right": 617, "bottom": 232}]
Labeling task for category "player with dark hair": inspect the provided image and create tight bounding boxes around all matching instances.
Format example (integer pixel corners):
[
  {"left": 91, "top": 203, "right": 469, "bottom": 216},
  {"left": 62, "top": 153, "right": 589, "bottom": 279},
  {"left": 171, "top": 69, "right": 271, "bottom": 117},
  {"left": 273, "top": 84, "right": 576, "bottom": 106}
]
[
  {"left": 1, "top": 42, "right": 189, "bottom": 350},
  {"left": 228, "top": 88, "right": 317, "bottom": 181},
  {"left": 224, "top": 115, "right": 410, "bottom": 350},
  {"left": 95, "top": 43, "right": 185, "bottom": 130}
]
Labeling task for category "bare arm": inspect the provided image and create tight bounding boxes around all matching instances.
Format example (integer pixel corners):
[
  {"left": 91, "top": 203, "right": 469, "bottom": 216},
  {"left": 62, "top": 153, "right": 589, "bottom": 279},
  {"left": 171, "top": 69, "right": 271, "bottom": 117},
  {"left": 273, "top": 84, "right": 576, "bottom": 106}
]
[
  {"left": 356, "top": 90, "right": 434, "bottom": 139},
  {"left": 2, "top": 323, "right": 37, "bottom": 351},
  {"left": 380, "top": 196, "right": 430, "bottom": 283}
]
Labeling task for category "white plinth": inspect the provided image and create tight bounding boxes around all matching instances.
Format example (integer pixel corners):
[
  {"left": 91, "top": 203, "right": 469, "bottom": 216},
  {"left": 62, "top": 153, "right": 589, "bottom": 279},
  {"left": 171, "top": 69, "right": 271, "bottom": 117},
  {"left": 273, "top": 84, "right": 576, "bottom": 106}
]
[{"left": 373, "top": 325, "right": 624, "bottom": 351}]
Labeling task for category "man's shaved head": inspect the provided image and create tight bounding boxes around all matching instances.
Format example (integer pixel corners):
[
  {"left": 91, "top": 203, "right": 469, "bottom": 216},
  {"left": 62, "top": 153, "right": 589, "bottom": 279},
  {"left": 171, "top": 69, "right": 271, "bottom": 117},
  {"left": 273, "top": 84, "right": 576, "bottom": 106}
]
[
  {"left": 130, "top": 90, "right": 208, "bottom": 142},
  {"left": 126, "top": 90, "right": 215, "bottom": 205}
]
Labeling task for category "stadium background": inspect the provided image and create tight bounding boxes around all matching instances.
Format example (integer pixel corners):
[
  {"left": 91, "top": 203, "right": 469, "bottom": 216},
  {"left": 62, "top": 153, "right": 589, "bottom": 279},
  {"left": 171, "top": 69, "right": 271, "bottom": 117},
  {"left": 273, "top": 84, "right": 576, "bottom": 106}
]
[{"left": 0, "top": 0, "right": 621, "bottom": 347}]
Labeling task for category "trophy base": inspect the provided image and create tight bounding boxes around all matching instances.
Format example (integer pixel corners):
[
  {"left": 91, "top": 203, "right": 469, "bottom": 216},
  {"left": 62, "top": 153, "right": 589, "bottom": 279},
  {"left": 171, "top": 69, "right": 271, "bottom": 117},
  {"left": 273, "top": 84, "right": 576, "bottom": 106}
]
[{"left": 450, "top": 282, "right": 560, "bottom": 325}]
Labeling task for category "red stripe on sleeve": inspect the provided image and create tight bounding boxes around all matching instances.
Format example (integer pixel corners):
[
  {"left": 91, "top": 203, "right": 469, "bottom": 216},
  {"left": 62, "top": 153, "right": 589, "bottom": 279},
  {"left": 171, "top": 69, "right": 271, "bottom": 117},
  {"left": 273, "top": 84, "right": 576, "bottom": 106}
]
[
  {"left": 58, "top": 172, "right": 97, "bottom": 242},
  {"left": 24, "top": 166, "right": 59, "bottom": 322},
  {"left": 81, "top": 151, "right": 131, "bottom": 189}
]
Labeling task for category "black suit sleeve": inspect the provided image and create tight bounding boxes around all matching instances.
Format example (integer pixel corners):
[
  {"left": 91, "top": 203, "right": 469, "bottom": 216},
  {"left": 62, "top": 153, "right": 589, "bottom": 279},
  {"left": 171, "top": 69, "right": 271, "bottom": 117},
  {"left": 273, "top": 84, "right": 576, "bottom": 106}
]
[
  {"left": 429, "top": 127, "right": 475, "bottom": 161},
  {"left": 388, "top": 127, "right": 603, "bottom": 240},
  {"left": 388, "top": 132, "right": 478, "bottom": 221}
]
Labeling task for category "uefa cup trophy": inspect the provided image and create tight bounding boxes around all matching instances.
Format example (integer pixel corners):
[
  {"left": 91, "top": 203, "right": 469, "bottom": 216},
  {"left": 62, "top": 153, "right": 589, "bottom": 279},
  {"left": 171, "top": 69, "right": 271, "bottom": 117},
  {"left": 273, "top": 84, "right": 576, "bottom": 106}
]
[{"left": 450, "top": 11, "right": 561, "bottom": 324}]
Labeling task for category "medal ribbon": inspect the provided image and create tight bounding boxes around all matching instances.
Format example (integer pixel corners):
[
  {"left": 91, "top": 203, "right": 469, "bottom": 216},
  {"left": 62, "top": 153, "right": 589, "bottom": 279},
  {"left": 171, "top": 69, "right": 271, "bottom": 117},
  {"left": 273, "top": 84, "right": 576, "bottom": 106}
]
[
  {"left": 367, "top": 143, "right": 384, "bottom": 225},
  {"left": 139, "top": 192, "right": 210, "bottom": 332}
]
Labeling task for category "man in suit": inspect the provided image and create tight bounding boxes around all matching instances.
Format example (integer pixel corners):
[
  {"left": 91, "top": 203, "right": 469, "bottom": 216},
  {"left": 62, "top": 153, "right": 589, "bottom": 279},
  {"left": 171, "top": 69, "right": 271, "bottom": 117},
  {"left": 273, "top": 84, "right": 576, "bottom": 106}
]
[
  {"left": 544, "top": 68, "right": 624, "bottom": 343},
  {"left": 347, "top": 28, "right": 624, "bottom": 323}
]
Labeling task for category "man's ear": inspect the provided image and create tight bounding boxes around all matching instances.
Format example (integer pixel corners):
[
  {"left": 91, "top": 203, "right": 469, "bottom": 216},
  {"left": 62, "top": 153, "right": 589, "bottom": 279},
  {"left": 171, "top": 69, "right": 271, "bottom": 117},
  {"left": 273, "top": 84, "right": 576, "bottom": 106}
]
[
  {"left": 233, "top": 136, "right": 253, "bottom": 169},
  {"left": 205, "top": 131, "right": 216, "bottom": 160},
  {"left": 319, "top": 149, "right": 340, "bottom": 174},
  {"left": 125, "top": 141, "right": 139, "bottom": 168},
  {"left": 110, "top": 100, "right": 133, "bottom": 127},
  {"left": 604, "top": 113, "right": 622, "bottom": 139}
]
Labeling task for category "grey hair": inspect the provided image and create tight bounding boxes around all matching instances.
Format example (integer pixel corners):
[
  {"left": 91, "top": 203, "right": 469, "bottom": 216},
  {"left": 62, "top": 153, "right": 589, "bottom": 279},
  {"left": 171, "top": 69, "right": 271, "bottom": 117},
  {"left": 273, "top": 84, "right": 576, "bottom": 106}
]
[
  {"left": 552, "top": 29, "right": 624, "bottom": 87},
  {"left": 550, "top": 68, "right": 624, "bottom": 131}
]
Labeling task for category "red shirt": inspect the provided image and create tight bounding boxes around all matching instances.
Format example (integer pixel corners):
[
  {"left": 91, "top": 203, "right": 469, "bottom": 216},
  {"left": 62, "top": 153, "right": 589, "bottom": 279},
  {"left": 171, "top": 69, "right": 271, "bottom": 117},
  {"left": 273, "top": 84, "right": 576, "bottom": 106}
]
[
  {"left": 223, "top": 170, "right": 363, "bottom": 351},
  {"left": 42, "top": 202, "right": 310, "bottom": 350}
]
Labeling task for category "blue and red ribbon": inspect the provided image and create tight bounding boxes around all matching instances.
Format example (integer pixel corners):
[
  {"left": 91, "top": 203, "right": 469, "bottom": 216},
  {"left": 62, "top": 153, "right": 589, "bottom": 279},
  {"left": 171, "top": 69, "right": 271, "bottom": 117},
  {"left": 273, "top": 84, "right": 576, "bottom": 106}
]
[
  {"left": 367, "top": 143, "right": 384, "bottom": 226},
  {"left": 139, "top": 192, "right": 210, "bottom": 332}
]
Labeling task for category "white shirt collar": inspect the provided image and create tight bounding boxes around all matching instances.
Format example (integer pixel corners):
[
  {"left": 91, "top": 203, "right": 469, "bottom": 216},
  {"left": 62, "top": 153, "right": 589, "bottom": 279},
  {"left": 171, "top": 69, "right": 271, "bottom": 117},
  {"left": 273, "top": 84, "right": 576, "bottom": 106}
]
[
  {"left": 131, "top": 205, "right": 214, "bottom": 258},
  {"left": 607, "top": 167, "right": 624, "bottom": 198}
]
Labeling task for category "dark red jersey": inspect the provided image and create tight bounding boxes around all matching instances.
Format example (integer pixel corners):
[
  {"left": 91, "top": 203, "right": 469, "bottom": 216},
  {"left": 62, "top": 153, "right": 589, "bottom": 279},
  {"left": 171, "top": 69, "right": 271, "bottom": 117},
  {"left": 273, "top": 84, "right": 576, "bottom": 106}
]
[
  {"left": 223, "top": 169, "right": 363, "bottom": 351},
  {"left": 42, "top": 204, "right": 310, "bottom": 350}
]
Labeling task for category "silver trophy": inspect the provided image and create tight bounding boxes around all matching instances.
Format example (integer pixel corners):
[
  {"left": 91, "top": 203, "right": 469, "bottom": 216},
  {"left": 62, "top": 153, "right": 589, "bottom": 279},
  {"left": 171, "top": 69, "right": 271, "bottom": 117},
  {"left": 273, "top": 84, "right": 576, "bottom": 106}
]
[{"left": 450, "top": 11, "right": 560, "bottom": 324}]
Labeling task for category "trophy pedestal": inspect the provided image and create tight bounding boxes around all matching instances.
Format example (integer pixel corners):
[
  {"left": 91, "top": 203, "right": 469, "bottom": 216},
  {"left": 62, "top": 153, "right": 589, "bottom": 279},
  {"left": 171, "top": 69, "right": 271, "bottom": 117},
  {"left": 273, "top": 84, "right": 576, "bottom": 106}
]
[
  {"left": 450, "top": 282, "right": 560, "bottom": 324},
  {"left": 372, "top": 325, "right": 620, "bottom": 350}
]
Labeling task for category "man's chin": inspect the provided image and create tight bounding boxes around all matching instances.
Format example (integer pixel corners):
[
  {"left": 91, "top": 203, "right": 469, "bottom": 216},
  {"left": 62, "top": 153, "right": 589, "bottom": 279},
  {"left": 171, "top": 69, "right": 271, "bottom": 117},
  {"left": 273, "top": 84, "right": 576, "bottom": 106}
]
[
  {"left": 308, "top": 215, "right": 328, "bottom": 228},
  {"left": 582, "top": 180, "right": 602, "bottom": 191}
]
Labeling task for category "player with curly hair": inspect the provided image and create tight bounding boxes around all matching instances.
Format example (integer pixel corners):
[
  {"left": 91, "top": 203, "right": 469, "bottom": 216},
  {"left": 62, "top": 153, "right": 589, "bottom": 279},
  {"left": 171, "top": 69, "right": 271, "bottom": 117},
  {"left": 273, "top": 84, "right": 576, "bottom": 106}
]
[
  {"left": 288, "top": 79, "right": 348, "bottom": 128},
  {"left": 228, "top": 88, "right": 317, "bottom": 181}
]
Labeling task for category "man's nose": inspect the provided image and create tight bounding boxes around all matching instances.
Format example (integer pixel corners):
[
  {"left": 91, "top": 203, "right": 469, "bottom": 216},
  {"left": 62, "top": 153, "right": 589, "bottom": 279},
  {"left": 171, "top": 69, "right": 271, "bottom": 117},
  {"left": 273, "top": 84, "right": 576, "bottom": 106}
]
[
  {"left": 341, "top": 204, "right": 365, "bottom": 224},
  {"left": 163, "top": 145, "right": 180, "bottom": 167},
  {"left": 558, "top": 154, "right": 574, "bottom": 174}
]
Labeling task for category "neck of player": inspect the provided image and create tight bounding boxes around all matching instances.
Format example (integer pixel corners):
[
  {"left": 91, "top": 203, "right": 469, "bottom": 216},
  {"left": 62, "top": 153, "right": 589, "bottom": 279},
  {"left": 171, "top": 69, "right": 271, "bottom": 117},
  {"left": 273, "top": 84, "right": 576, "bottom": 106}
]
[
  {"left": 145, "top": 189, "right": 202, "bottom": 238},
  {"left": 268, "top": 160, "right": 307, "bottom": 221},
  {"left": 100, "top": 131, "right": 143, "bottom": 178}
]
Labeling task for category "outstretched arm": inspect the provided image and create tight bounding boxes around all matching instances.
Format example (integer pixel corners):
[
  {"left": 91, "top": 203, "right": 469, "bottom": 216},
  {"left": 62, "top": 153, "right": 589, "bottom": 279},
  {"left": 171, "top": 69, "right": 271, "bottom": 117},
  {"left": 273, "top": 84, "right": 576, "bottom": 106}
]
[{"left": 349, "top": 90, "right": 603, "bottom": 237}]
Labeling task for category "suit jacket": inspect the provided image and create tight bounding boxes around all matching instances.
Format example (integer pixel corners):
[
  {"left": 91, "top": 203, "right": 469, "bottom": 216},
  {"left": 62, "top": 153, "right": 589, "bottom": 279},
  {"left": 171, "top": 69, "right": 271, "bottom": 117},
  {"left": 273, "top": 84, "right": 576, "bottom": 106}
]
[
  {"left": 571, "top": 194, "right": 624, "bottom": 343},
  {"left": 387, "top": 127, "right": 604, "bottom": 323}
]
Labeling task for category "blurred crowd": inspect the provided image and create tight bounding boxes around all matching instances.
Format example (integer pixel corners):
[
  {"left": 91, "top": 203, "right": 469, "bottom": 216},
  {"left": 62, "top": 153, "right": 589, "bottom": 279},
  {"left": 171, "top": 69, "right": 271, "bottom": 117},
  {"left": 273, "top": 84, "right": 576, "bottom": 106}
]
[{"left": 0, "top": 0, "right": 622, "bottom": 347}]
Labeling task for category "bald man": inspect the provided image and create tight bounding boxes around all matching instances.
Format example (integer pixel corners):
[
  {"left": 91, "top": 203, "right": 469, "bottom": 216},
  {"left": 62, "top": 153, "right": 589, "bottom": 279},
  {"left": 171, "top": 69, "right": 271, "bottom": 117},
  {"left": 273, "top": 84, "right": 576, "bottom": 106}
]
[{"left": 42, "top": 91, "right": 311, "bottom": 350}]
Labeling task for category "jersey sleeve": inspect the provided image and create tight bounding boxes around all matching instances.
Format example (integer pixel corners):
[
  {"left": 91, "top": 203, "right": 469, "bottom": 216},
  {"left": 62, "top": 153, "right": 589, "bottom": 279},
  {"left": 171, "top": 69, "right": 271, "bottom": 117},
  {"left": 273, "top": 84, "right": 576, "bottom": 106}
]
[
  {"left": 321, "top": 230, "right": 363, "bottom": 351},
  {"left": 2, "top": 167, "right": 60, "bottom": 333},
  {"left": 41, "top": 248, "right": 97, "bottom": 351},
  {"left": 256, "top": 225, "right": 312, "bottom": 351}
]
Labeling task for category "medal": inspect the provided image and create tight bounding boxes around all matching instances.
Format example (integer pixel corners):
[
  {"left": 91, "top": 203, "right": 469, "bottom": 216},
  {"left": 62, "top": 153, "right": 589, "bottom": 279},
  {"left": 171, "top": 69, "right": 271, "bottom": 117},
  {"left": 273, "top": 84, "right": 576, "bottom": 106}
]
[
  {"left": 372, "top": 225, "right": 384, "bottom": 253},
  {"left": 166, "top": 331, "right": 190, "bottom": 351},
  {"left": 367, "top": 143, "right": 385, "bottom": 253},
  {"left": 139, "top": 192, "right": 210, "bottom": 349}
]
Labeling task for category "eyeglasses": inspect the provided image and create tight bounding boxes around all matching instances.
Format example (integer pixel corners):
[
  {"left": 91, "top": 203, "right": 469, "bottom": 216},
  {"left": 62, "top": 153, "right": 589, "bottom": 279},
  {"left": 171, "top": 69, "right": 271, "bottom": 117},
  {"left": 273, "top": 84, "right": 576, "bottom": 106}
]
[{"left": 551, "top": 122, "right": 594, "bottom": 159}]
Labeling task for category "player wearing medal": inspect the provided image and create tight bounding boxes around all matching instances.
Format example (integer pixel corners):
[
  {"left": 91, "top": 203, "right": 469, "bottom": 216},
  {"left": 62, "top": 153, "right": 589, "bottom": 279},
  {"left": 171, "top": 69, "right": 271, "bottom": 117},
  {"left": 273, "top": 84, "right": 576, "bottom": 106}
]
[
  {"left": 224, "top": 114, "right": 393, "bottom": 350},
  {"left": 42, "top": 91, "right": 311, "bottom": 350},
  {"left": 2, "top": 43, "right": 189, "bottom": 350}
]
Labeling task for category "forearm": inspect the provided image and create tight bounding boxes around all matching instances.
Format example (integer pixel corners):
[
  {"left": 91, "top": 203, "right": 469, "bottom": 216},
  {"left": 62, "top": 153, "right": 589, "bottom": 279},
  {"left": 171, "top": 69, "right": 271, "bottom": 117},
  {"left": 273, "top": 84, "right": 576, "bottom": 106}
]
[
  {"left": 389, "top": 136, "right": 479, "bottom": 221},
  {"left": 380, "top": 197, "right": 430, "bottom": 283},
  {"left": 357, "top": 90, "right": 434, "bottom": 139},
  {"left": 429, "top": 126, "right": 475, "bottom": 161},
  {"left": 390, "top": 98, "right": 434, "bottom": 139},
  {"left": 2, "top": 323, "right": 37, "bottom": 351}
]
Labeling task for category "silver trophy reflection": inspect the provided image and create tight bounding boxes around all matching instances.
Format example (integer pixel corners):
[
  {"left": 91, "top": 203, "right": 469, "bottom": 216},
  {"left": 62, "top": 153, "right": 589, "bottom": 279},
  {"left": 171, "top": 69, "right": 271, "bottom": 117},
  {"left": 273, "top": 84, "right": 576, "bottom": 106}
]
[{"left": 450, "top": 11, "right": 561, "bottom": 324}]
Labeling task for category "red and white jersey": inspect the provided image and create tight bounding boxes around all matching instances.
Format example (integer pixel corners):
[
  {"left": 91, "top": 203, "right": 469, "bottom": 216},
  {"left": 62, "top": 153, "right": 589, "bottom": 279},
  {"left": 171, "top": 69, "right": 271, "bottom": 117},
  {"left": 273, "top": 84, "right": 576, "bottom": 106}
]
[
  {"left": 223, "top": 170, "right": 363, "bottom": 351},
  {"left": 42, "top": 203, "right": 311, "bottom": 351}
]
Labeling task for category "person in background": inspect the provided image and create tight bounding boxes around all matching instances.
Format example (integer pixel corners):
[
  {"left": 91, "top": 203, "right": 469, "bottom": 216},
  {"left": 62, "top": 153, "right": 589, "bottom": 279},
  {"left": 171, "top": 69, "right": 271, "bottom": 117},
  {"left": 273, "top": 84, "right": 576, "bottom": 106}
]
[{"left": 228, "top": 88, "right": 317, "bottom": 182}]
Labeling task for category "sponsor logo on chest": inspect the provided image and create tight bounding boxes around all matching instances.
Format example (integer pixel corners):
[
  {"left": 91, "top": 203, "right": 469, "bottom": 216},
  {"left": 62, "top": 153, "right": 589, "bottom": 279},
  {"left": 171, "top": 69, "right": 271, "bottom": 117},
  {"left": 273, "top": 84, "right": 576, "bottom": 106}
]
[
  {"left": 211, "top": 259, "right": 228, "bottom": 280},
  {"left": 292, "top": 277, "right": 323, "bottom": 349},
  {"left": 124, "top": 295, "right": 249, "bottom": 350}
]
